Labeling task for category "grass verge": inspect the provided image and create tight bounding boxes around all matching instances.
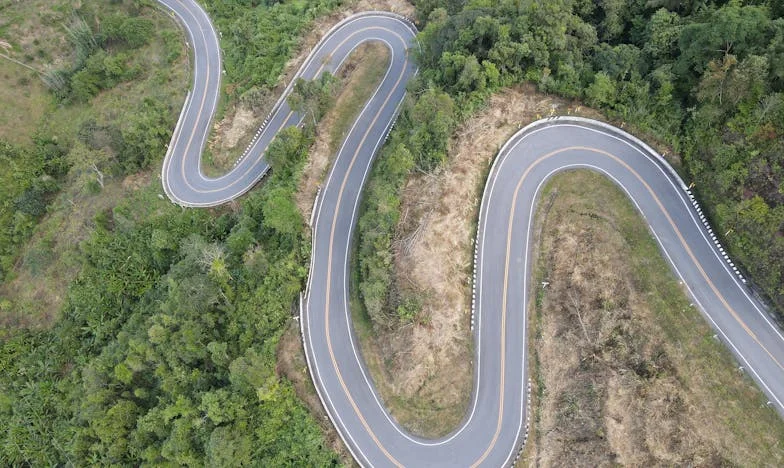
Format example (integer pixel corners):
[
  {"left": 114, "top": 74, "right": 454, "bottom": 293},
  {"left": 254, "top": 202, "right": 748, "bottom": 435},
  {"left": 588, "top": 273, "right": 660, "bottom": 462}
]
[
  {"left": 521, "top": 170, "right": 784, "bottom": 466},
  {"left": 277, "top": 39, "right": 390, "bottom": 461},
  {"left": 0, "top": 0, "right": 188, "bottom": 331},
  {"left": 0, "top": 61, "right": 48, "bottom": 145},
  {"left": 326, "top": 42, "right": 390, "bottom": 152}
]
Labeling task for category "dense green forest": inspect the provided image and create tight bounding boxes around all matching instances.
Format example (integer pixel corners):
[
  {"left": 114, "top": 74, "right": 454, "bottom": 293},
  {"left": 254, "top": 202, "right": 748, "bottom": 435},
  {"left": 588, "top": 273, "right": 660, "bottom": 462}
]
[
  {"left": 356, "top": 0, "right": 784, "bottom": 330},
  {"left": 0, "top": 0, "right": 343, "bottom": 464},
  {"left": 200, "top": 0, "right": 342, "bottom": 101},
  {"left": 0, "top": 126, "right": 339, "bottom": 465},
  {"left": 3, "top": 0, "right": 784, "bottom": 463}
]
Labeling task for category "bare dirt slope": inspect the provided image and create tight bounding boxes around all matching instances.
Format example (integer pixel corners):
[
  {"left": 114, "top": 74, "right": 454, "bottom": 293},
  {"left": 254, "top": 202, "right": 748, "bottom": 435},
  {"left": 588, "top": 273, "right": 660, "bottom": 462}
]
[
  {"left": 521, "top": 171, "right": 784, "bottom": 467},
  {"left": 207, "top": 0, "right": 413, "bottom": 172},
  {"left": 357, "top": 85, "right": 601, "bottom": 435}
]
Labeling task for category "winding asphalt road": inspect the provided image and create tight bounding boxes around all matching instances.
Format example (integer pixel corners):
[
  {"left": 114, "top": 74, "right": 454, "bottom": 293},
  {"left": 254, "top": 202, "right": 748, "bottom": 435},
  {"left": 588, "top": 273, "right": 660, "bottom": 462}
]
[{"left": 158, "top": 1, "right": 784, "bottom": 466}]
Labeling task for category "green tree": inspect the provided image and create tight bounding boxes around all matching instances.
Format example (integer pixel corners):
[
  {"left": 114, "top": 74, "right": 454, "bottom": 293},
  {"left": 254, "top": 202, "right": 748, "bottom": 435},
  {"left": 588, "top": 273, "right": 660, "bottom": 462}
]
[
  {"left": 644, "top": 8, "right": 683, "bottom": 63},
  {"left": 119, "top": 98, "right": 172, "bottom": 173},
  {"left": 287, "top": 73, "right": 339, "bottom": 125},
  {"left": 585, "top": 72, "right": 617, "bottom": 107},
  {"left": 676, "top": 4, "right": 771, "bottom": 85},
  {"left": 409, "top": 88, "right": 455, "bottom": 170},
  {"left": 262, "top": 186, "right": 302, "bottom": 235}
]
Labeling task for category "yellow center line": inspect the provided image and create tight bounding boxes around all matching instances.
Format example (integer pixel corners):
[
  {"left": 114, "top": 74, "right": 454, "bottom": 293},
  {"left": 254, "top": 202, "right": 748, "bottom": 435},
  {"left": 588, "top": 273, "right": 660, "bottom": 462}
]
[
  {"left": 322, "top": 51, "right": 409, "bottom": 468},
  {"left": 173, "top": 18, "right": 401, "bottom": 195},
  {"left": 173, "top": 0, "right": 212, "bottom": 190},
  {"left": 469, "top": 144, "right": 782, "bottom": 466},
  {"left": 470, "top": 148, "right": 532, "bottom": 468}
]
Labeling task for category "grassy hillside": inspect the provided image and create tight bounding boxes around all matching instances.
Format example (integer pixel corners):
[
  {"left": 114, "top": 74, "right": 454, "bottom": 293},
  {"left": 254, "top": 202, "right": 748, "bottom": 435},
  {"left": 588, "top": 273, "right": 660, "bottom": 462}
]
[
  {"left": 0, "top": 128, "right": 342, "bottom": 465},
  {"left": 0, "top": 0, "right": 346, "bottom": 464},
  {"left": 0, "top": 0, "right": 188, "bottom": 326}
]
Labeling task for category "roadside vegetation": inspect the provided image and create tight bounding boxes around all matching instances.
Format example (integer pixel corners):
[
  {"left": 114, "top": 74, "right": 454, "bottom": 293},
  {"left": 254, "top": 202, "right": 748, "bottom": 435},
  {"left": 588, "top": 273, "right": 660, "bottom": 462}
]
[
  {"left": 348, "top": 0, "right": 784, "bottom": 442},
  {"left": 409, "top": 0, "right": 784, "bottom": 319},
  {"left": 202, "top": 0, "right": 343, "bottom": 99},
  {"left": 523, "top": 170, "right": 784, "bottom": 466},
  {"left": 199, "top": 0, "right": 344, "bottom": 172},
  {"left": 355, "top": 86, "right": 457, "bottom": 330},
  {"left": 0, "top": 0, "right": 350, "bottom": 464},
  {"left": 0, "top": 126, "right": 342, "bottom": 465}
]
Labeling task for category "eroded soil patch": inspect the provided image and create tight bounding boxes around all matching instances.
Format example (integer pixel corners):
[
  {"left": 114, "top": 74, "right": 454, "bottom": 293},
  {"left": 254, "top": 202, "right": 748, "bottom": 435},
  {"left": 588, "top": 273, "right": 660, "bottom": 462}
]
[{"left": 522, "top": 171, "right": 784, "bottom": 466}]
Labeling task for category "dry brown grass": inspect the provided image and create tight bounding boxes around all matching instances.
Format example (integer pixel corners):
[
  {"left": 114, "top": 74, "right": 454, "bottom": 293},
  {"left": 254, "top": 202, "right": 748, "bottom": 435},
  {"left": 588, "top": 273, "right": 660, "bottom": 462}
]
[
  {"left": 205, "top": 0, "right": 413, "bottom": 174},
  {"left": 276, "top": 321, "right": 356, "bottom": 466},
  {"left": 519, "top": 170, "right": 784, "bottom": 467},
  {"left": 350, "top": 85, "right": 598, "bottom": 436},
  {"left": 296, "top": 42, "right": 390, "bottom": 218}
]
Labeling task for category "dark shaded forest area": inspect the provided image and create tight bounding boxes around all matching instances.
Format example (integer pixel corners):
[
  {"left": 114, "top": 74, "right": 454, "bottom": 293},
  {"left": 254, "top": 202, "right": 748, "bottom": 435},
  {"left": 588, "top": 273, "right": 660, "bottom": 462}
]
[
  {"left": 357, "top": 0, "right": 784, "bottom": 332},
  {"left": 2, "top": 0, "right": 784, "bottom": 465},
  {"left": 413, "top": 0, "right": 784, "bottom": 317}
]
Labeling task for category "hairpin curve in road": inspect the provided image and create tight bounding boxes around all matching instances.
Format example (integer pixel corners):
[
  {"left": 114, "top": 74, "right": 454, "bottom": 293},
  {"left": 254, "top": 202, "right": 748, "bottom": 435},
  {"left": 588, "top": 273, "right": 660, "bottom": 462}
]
[{"left": 158, "top": 1, "right": 784, "bottom": 466}]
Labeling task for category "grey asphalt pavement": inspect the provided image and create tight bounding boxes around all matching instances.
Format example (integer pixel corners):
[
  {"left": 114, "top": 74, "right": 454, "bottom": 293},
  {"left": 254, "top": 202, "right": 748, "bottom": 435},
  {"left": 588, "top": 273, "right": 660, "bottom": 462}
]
[
  {"left": 157, "top": 0, "right": 416, "bottom": 207},
  {"left": 159, "top": 1, "right": 784, "bottom": 466}
]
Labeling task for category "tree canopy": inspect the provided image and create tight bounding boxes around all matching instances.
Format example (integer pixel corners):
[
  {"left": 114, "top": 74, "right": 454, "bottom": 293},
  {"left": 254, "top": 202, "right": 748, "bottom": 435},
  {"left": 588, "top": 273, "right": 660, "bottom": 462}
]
[{"left": 407, "top": 0, "right": 784, "bottom": 318}]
